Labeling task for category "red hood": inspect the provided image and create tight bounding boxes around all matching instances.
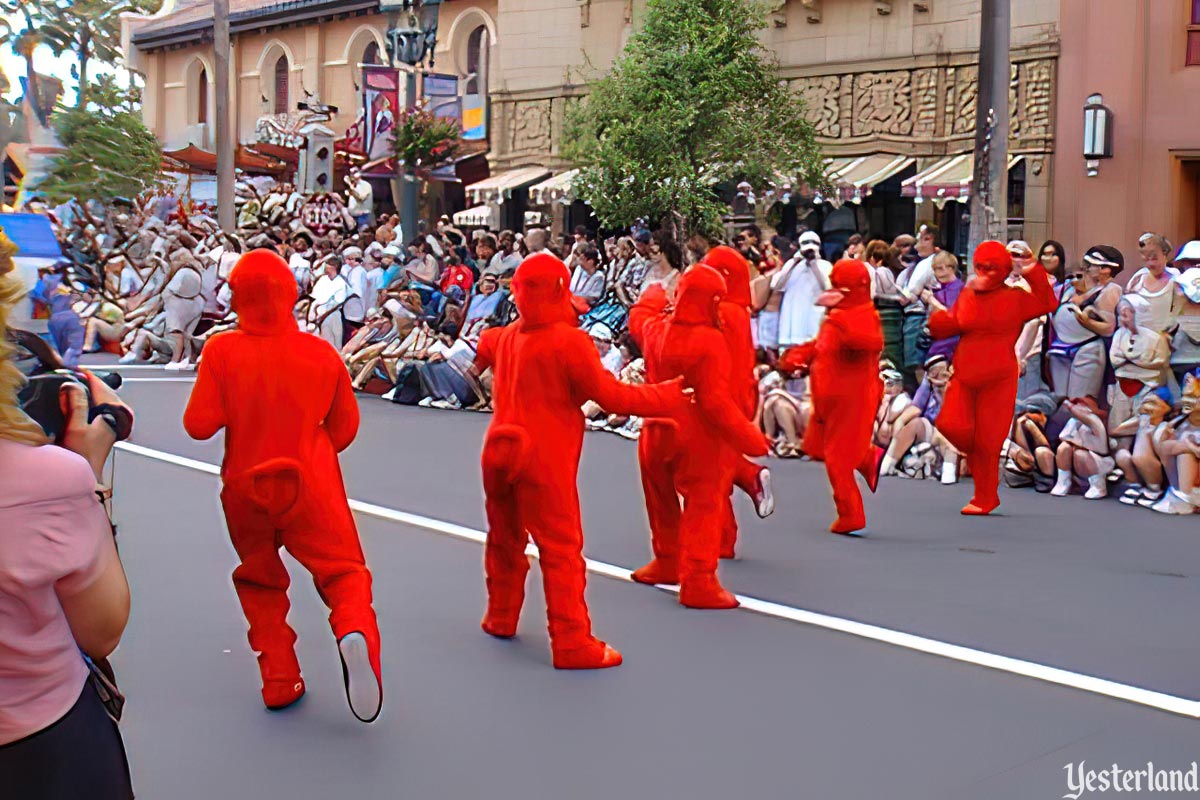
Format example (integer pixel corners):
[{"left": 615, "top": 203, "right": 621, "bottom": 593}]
[
  {"left": 827, "top": 258, "right": 873, "bottom": 308},
  {"left": 229, "top": 249, "right": 300, "bottom": 336},
  {"left": 702, "top": 245, "right": 752, "bottom": 307},
  {"left": 673, "top": 264, "right": 726, "bottom": 326},
  {"left": 513, "top": 253, "right": 579, "bottom": 329},
  {"left": 969, "top": 241, "right": 1012, "bottom": 292}
]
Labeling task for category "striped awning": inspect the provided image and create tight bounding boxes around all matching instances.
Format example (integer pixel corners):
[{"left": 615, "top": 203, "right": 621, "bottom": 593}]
[
  {"left": 902, "top": 154, "right": 1026, "bottom": 202},
  {"left": 466, "top": 166, "right": 551, "bottom": 205},
  {"left": 528, "top": 169, "right": 580, "bottom": 206},
  {"left": 453, "top": 204, "right": 498, "bottom": 229},
  {"left": 829, "top": 154, "right": 916, "bottom": 204}
]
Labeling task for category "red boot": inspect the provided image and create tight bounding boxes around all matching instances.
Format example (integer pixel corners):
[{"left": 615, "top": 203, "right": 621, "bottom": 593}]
[
  {"left": 857, "top": 446, "right": 886, "bottom": 494},
  {"left": 481, "top": 610, "right": 519, "bottom": 639},
  {"left": 678, "top": 574, "right": 739, "bottom": 609},
  {"left": 961, "top": 498, "right": 1000, "bottom": 516},
  {"left": 257, "top": 649, "right": 304, "bottom": 711},
  {"left": 830, "top": 515, "right": 866, "bottom": 536},
  {"left": 552, "top": 638, "right": 624, "bottom": 670},
  {"left": 631, "top": 557, "right": 679, "bottom": 586},
  {"left": 262, "top": 678, "right": 306, "bottom": 710}
]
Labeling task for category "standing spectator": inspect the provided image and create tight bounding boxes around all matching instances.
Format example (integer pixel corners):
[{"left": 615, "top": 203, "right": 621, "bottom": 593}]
[
  {"left": 345, "top": 169, "right": 374, "bottom": 231},
  {"left": 1126, "top": 234, "right": 1178, "bottom": 333},
  {"left": 775, "top": 230, "right": 832, "bottom": 349},
  {"left": 895, "top": 224, "right": 940, "bottom": 388},
  {"left": 570, "top": 244, "right": 606, "bottom": 307},
  {"left": 844, "top": 233, "right": 866, "bottom": 261},
  {"left": 311, "top": 258, "right": 350, "bottom": 348},
  {"left": 162, "top": 250, "right": 205, "bottom": 371},
  {"left": 920, "top": 251, "right": 965, "bottom": 364},
  {"left": 1046, "top": 246, "right": 1123, "bottom": 402},
  {"left": 339, "top": 252, "right": 369, "bottom": 343},
  {"left": 1015, "top": 240, "right": 1067, "bottom": 399},
  {"left": 865, "top": 239, "right": 904, "bottom": 370},
  {"left": 1168, "top": 241, "right": 1200, "bottom": 385}
]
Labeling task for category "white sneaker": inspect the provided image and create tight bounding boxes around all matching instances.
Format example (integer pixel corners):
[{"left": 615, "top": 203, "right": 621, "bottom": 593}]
[
  {"left": 118, "top": 351, "right": 138, "bottom": 364},
  {"left": 614, "top": 422, "right": 641, "bottom": 440},
  {"left": 417, "top": 396, "right": 434, "bottom": 407},
  {"left": 1084, "top": 475, "right": 1108, "bottom": 500},
  {"left": 586, "top": 418, "right": 607, "bottom": 431},
  {"left": 430, "top": 397, "right": 461, "bottom": 410},
  {"left": 165, "top": 358, "right": 191, "bottom": 371},
  {"left": 940, "top": 461, "right": 957, "bottom": 485},
  {"left": 1050, "top": 469, "right": 1072, "bottom": 497},
  {"left": 337, "top": 632, "right": 382, "bottom": 724},
  {"left": 1152, "top": 490, "right": 1198, "bottom": 515},
  {"left": 753, "top": 468, "right": 775, "bottom": 519}
]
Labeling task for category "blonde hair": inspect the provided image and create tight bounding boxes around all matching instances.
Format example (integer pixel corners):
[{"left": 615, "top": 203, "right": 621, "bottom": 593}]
[
  {"left": 0, "top": 228, "right": 50, "bottom": 445},
  {"left": 932, "top": 250, "right": 960, "bottom": 272}
]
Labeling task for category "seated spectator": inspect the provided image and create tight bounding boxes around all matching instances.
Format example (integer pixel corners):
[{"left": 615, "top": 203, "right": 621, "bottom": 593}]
[
  {"left": 1169, "top": 244, "right": 1200, "bottom": 385},
  {"left": 641, "top": 231, "right": 682, "bottom": 299},
  {"left": 873, "top": 367, "right": 911, "bottom": 452},
  {"left": 761, "top": 364, "right": 807, "bottom": 458},
  {"left": 1050, "top": 397, "right": 1114, "bottom": 499},
  {"left": 439, "top": 252, "right": 474, "bottom": 296},
  {"left": 1113, "top": 386, "right": 1173, "bottom": 507},
  {"left": 1108, "top": 294, "right": 1171, "bottom": 440},
  {"left": 1152, "top": 372, "right": 1200, "bottom": 514},
  {"left": 588, "top": 323, "right": 624, "bottom": 376},
  {"left": 81, "top": 295, "right": 126, "bottom": 355},
  {"left": 880, "top": 354, "right": 959, "bottom": 484},
  {"left": 570, "top": 244, "right": 606, "bottom": 307},
  {"left": 161, "top": 250, "right": 206, "bottom": 371},
  {"left": 1003, "top": 392, "right": 1059, "bottom": 492}
]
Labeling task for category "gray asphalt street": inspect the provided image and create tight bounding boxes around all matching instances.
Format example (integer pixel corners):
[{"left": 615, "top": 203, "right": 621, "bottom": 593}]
[{"left": 96, "top": 365, "right": 1200, "bottom": 800}]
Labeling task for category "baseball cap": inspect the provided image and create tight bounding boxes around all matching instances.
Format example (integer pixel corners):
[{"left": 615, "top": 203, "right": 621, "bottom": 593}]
[
  {"left": 342, "top": 246, "right": 363, "bottom": 259},
  {"left": 634, "top": 230, "right": 653, "bottom": 245},
  {"left": 798, "top": 231, "right": 822, "bottom": 247},
  {"left": 382, "top": 245, "right": 401, "bottom": 257}
]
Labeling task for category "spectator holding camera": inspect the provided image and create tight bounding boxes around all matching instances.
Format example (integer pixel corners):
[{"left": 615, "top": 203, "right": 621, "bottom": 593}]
[{"left": 0, "top": 239, "right": 135, "bottom": 798}]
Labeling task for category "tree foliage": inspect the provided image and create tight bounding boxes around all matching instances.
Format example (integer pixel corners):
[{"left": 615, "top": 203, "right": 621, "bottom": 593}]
[
  {"left": 563, "top": 0, "right": 824, "bottom": 238},
  {"left": 39, "top": 83, "right": 163, "bottom": 204},
  {"left": 391, "top": 105, "right": 462, "bottom": 171}
]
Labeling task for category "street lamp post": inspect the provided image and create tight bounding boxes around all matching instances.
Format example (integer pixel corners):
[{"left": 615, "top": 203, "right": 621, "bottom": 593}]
[
  {"left": 383, "top": 0, "right": 441, "bottom": 247},
  {"left": 967, "top": 0, "right": 1010, "bottom": 264}
]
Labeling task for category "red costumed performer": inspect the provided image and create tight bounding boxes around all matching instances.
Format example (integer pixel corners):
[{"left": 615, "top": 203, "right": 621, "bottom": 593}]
[
  {"left": 701, "top": 246, "right": 775, "bottom": 559},
  {"left": 183, "top": 249, "right": 383, "bottom": 722},
  {"left": 926, "top": 241, "right": 1057, "bottom": 515},
  {"left": 777, "top": 259, "right": 885, "bottom": 535},
  {"left": 629, "top": 265, "right": 770, "bottom": 608},
  {"left": 474, "top": 253, "right": 687, "bottom": 669}
]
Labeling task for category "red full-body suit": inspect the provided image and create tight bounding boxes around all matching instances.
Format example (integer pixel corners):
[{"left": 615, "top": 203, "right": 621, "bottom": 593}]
[
  {"left": 926, "top": 241, "right": 1058, "bottom": 515},
  {"left": 183, "top": 250, "right": 380, "bottom": 712},
  {"left": 701, "top": 246, "right": 771, "bottom": 558},
  {"left": 629, "top": 265, "right": 770, "bottom": 608},
  {"left": 778, "top": 259, "right": 885, "bottom": 535},
  {"left": 474, "top": 253, "right": 686, "bottom": 669}
]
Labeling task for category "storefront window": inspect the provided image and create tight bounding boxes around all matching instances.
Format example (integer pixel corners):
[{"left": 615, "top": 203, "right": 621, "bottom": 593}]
[{"left": 1188, "top": 0, "right": 1200, "bottom": 66}]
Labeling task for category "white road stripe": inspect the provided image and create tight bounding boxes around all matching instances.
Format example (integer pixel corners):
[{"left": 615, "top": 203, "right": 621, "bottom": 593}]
[
  {"left": 113, "top": 440, "right": 1200, "bottom": 719},
  {"left": 80, "top": 364, "right": 170, "bottom": 370}
]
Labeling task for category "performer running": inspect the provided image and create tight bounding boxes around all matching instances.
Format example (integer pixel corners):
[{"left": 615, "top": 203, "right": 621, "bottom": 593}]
[
  {"left": 183, "top": 249, "right": 383, "bottom": 722},
  {"left": 701, "top": 246, "right": 775, "bottom": 559},
  {"left": 927, "top": 241, "right": 1058, "bottom": 515},
  {"left": 778, "top": 259, "right": 885, "bottom": 535},
  {"left": 474, "top": 253, "right": 687, "bottom": 669},
  {"left": 629, "top": 265, "right": 770, "bottom": 608}
]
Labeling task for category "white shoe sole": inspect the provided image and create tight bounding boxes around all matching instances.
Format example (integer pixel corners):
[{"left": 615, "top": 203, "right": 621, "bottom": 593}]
[
  {"left": 755, "top": 469, "right": 775, "bottom": 519},
  {"left": 338, "top": 632, "right": 382, "bottom": 723}
]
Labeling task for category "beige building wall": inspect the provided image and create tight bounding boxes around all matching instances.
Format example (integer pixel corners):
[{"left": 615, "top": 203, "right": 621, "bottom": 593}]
[{"left": 1055, "top": 0, "right": 1200, "bottom": 264}]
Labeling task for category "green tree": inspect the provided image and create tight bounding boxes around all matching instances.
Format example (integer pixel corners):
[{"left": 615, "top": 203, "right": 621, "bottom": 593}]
[
  {"left": 563, "top": 0, "right": 824, "bottom": 239},
  {"left": 39, "top": 83, "right": 162, "bottom": 204},
  {"left": 390, "top": 105, "right": 462, "bottom": 173},
  {"left": 34, "top": 0, "right": 162, "bottom": 107}
]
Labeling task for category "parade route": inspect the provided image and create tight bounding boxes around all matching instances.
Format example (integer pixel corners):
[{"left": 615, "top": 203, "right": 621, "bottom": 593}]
[{"left": 98, "top": 369, "right": 1200, "bottom": 800}]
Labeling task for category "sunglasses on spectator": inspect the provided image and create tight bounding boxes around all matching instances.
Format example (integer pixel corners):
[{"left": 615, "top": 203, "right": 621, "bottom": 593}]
[{"left": 1066, "top": 272, "right": 1084, "bottom": 281}]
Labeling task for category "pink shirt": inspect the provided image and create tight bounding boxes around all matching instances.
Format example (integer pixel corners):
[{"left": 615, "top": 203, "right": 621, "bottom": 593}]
[{"left": 0, "top": 438, "right": 109, "bottom": 745}]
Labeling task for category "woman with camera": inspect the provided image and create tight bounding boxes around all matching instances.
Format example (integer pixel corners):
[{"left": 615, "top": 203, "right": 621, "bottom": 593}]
[{"left": 0, "top": 253, "right": 135, "bottom": 798}]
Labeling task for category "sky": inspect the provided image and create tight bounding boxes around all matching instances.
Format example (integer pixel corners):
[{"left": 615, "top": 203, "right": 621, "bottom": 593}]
[{"left": 2, "top": 17, "right": 128, "bottom": 106}]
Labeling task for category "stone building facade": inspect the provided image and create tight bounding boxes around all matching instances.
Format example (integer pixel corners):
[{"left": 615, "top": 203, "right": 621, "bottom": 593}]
[{"left": 123, "top": 0, "right": 1067, "bottom": 246}]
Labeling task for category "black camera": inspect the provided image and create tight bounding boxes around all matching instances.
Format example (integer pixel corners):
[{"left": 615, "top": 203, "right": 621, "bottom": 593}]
[{"left": 18, "top": 370, "right": 132, "bottom": 443}]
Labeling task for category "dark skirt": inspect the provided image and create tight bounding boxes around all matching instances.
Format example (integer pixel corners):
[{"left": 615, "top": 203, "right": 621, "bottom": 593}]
[{"left": 0, "top": 683, "right": 133, "bottom": 799}]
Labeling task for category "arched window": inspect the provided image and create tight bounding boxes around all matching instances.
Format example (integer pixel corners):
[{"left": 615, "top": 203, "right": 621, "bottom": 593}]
[
  {"left": 362, "top": 40, "right": 381, "bottom": 66},
  {"left": 273, "top": 55, "right": 290, "bottom": 115},
  {"left": 197, "top": 66, "right": 208, "bottom": 124},
  {"left": 465, "top": 25, "right": 487, "bottom": 95}
]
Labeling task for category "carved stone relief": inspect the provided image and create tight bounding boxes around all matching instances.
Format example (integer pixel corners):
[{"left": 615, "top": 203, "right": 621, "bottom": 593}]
[
  {"left": 508, "top": 99, "right": 553, "bottom": 155},
  {"left": 788, "top": 57, "right": 1056, "bottom": 153}
]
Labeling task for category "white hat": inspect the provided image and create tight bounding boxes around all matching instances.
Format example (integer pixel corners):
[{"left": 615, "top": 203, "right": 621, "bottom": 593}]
[
  {"left": 588, "top": 323, "right": 615, "bottom": 343},
  {"left": 1176, "top": 241, "right": 1200, "bottom": 263},
  {"left": 383, "top": 245, "right": 401, "bottom": 257},
  {"left": 341, "top": 246, "right": 364, "bottom": 259},
  {"left": 798, "top": 231, "right": 822, "bottom": 247}
]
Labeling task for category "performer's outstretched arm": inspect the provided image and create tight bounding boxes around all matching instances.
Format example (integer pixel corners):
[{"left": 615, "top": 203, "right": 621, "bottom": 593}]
[
  {"left": 567, "top": 332, "right": 686, "bottom": 420},
  {"left": 1017, "top": 261, "right": 1058, "bottom": 320},
  {"left": 777, "top": 341, "right": 816, "bottom": 375},
  {"left": 927, "top": 307, "right": 962, "bottom": 340},
  {"left": 183, "top": 345, "right": 227, "bottom": 440}
]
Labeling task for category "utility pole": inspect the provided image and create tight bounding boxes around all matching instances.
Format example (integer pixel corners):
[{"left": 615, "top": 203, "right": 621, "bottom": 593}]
[
  {"left": 967, "top": 0, "right": 1010, "bottom": 264},
  {"left": 214, "top": 0, "right": 236, "bottom": 232}
]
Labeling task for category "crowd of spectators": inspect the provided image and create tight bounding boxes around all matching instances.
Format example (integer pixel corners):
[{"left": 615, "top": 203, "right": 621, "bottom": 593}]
[{"left": 24, "top": 175, "right": 1200, "bottom": 517}]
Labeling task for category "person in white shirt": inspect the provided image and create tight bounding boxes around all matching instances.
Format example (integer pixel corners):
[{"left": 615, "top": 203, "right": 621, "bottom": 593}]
[
  {"left": 310, "top": 259, "right": 351, "bottom": 348},
  {"left": 118, "top": 259, "right": 143, "bottom": 298},
  {"left": 570, "top": 244, "right": 606, "bottom": 306},
  {"left": 589, "top": 323, "right": 624, "bottom": 376},
  {"left": 362, "top": 250, "right": 385, "bottom": 315},
  {"left": 775, "top": 230, "right": 832, "bottom": 348},
  {"left": 339, "top": 248, "right": 370, "bottom": 341},
  {"left": 1126, "top": 233, "right": 1179, "bottom": 334},
  {"left": 345, "top": 170, "right": 374, "bottom": 231},
  {"left": 895, "top": 224, "right": 940, "bottom": 387}
]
